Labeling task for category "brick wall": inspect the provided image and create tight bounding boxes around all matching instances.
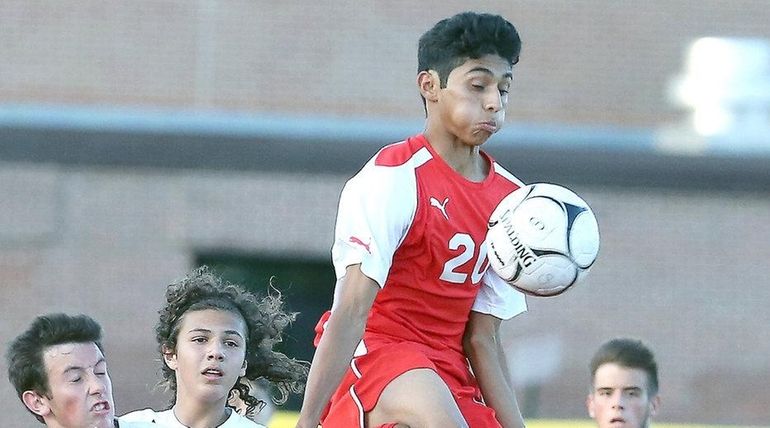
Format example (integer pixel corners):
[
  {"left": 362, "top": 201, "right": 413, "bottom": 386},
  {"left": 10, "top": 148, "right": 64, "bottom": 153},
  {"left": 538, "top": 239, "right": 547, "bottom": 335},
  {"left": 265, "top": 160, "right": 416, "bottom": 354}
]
[{"left": 2, "top": 1, "right": 770, "bottom": 127}]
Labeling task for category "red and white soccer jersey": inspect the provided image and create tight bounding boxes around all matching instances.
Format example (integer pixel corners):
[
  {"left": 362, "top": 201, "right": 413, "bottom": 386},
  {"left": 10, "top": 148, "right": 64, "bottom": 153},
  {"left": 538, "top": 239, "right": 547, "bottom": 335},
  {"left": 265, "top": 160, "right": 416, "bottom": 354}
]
[{"left": 320, "top": 134, "right": 527, "bottom": 427}]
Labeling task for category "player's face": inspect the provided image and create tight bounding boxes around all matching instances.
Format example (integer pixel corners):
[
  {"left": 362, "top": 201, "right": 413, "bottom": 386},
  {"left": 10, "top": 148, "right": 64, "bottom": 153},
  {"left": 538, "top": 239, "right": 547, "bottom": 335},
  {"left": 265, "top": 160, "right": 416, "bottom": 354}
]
[
  {"left": 31, "top": 342, "right": 115, "bottom": 428},
  {"left": 587, "top": 363, "right": 659, "bottom": 428},
  {"left": 165, "top": 309, "right": 248, "bottom": 407},
  {"left": 435, "top": 54, "right": 513, "bottom": 146}
]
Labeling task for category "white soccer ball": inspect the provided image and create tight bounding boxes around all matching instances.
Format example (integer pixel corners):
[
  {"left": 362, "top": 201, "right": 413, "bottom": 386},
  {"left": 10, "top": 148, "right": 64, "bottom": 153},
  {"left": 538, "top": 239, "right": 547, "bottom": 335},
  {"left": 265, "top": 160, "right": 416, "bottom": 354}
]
[{"left": 486, "top": 183, "right": 600, "bottom": 297}]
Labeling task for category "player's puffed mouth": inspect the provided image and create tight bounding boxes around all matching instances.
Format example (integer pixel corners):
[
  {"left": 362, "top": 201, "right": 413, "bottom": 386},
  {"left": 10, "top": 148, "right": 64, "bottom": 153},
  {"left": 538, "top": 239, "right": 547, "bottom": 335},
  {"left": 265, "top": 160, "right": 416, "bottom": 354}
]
[{"left": 477, "top": 120, "right": 498, "bottom": 133}]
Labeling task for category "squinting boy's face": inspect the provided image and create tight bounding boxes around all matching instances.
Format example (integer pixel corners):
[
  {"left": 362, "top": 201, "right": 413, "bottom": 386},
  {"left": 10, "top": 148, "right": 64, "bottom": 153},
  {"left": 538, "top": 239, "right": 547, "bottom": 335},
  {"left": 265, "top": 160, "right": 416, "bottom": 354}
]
[
  {"left": 434, "top": 54, "right": 513, "bottom": 146},
  {"left": 587, "top": 363, "right": 659, "bottom": 428},
  {"left": 165, "top": 309, "right": 248, "bottom": 407},
  {"left": 28, "top": 342, "right": 115, "bottom": 428}
]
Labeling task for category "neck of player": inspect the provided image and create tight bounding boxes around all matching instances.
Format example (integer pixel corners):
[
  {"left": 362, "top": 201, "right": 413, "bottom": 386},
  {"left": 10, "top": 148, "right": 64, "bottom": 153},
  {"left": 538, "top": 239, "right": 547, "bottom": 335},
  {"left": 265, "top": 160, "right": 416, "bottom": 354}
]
[
  {"left": 424, "top": 128, "right": 490, "bottom": 183},
  {"left": 173, "top": 398, "right": 230, "bottom": 428}
]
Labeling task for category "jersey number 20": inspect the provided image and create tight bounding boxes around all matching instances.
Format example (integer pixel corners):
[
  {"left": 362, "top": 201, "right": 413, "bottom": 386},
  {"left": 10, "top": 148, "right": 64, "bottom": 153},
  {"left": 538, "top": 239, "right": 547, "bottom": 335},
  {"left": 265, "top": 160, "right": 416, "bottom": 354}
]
[{"left": 439, "top": 233, "right": 488, "bottom": 285}]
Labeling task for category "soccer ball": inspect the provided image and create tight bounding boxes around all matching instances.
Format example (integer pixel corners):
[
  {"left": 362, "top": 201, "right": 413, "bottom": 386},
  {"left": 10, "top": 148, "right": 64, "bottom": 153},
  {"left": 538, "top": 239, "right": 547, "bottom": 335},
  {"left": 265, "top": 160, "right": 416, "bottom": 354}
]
[{"left": 486, "top": 183, "right": 600, "bottom": 297}]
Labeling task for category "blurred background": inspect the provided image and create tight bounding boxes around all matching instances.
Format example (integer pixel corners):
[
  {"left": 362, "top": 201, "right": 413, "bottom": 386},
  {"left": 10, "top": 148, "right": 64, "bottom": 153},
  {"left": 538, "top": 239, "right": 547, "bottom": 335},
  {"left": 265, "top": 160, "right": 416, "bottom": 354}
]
[{"left": 1, "top": 1, "right": 769, "bottom": 426}]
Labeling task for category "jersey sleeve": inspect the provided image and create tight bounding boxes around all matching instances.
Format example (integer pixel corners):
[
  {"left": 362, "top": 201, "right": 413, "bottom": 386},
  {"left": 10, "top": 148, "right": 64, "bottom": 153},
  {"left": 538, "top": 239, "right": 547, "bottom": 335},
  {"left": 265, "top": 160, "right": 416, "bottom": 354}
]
[
  {"left": 331, "top": 156, "right": 416, "bottom": 287},
  {"left": 471, "top": 268, "right": 527, "bottom": 320}
]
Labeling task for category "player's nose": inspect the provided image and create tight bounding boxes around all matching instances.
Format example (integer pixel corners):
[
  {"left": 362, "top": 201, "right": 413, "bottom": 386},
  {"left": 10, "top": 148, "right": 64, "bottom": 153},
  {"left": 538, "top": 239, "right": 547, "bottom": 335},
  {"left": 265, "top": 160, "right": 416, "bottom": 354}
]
[
  {"left": 88, "top": 373, "right": 108, "bottom": 395},
  {"left": 485, "top": 89, "right": 504, "bottom": 112},
  {"left": 611, "top": 392, "right": 626, "bottom": 409},
  {"left": 206, "top": 342, "right": 225, "bottom": 361}
]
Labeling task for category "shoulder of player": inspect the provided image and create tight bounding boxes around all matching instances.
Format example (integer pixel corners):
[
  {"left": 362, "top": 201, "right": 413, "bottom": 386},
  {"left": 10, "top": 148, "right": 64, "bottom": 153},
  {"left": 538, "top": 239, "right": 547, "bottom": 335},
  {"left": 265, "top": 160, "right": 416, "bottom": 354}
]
[
  {"left": 347, "top": 139, "right": 425, "bottom": 192},
  {"left": 117, "top": 408, "right": 161, "bottom": 423},
  {"left": 373, "top": 137, "right": 427, "bottom": 168},
  {"left": 224, "top": 409, "right": 265, "bottom": 427},
  {"left": 117, "top": 419, "right": 159, "bottom": 428}
]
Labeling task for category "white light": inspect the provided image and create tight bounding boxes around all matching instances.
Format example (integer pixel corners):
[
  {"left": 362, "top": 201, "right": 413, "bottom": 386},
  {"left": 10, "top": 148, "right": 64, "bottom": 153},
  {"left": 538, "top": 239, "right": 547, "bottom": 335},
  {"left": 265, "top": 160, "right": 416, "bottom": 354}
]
[
  {"left": 692, "top": 106, "right": 730, "bottom": 136},
  {"left": 670, "top": 37, "right": 770, "bottom": 138}
]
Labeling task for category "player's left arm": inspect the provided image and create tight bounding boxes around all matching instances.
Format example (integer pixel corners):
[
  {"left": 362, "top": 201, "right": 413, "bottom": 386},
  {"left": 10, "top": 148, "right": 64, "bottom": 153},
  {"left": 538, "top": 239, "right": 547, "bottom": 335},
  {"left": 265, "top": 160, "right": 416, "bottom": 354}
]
[{"left": 463, "top": 311, "right": 526, "bottom": 428}]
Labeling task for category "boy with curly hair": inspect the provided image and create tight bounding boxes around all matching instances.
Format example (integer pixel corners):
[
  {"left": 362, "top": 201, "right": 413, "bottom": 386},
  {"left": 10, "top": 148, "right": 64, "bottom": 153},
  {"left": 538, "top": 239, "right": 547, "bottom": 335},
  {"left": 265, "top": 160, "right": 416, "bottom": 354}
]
[{"left": 120, "top": 266, "right": 308, "bottom": 427}]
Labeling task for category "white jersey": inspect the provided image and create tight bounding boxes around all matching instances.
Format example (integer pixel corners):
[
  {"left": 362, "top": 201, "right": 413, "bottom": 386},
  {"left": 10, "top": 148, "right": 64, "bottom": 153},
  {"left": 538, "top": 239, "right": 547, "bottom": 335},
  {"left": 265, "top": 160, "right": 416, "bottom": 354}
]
[
  {"left": 119, "top": 408, "right": 264, "bottom": 428},
  {"left": 118, "top": 420, "right": 158, "bottom": 428}
]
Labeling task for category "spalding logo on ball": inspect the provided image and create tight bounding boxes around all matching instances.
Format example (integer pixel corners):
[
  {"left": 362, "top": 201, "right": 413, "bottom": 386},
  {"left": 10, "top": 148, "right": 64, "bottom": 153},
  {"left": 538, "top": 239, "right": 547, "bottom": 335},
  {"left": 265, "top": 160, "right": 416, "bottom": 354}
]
[{"left": 486, "top": 183, "right": 600, "bottom": 297}]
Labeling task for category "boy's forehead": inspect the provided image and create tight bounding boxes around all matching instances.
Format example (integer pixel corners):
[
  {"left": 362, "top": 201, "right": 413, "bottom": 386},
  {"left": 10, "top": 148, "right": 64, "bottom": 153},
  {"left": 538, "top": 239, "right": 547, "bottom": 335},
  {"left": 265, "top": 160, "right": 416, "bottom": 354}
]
[
  {"left": 179, "top": 307, "right": 247, "bottom": 335},
  {"left": 593, "top": 362, "right": 650, "bottom": 390},
  {"left": 454, "top": 55, "right": 513, "bottom": 77},
  {"left": 44, "top": 342, "right": 104, "bottom": 371}
]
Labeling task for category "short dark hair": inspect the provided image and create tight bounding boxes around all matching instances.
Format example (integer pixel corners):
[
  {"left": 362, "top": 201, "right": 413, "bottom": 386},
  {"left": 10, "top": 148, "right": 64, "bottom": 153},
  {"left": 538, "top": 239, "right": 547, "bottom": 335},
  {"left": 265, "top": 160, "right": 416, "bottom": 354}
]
[
  {"left": 156, "top": 266, "right": 308, "bottom": 414},
  {"left": 418, "top": 11, "right": 521, "bottom": 87},
  {"left": 590, "top": 338, "right": 659, "bottom": 395},
  {"left": 5, "top": 313, "right": 104, "bottom": 423}
]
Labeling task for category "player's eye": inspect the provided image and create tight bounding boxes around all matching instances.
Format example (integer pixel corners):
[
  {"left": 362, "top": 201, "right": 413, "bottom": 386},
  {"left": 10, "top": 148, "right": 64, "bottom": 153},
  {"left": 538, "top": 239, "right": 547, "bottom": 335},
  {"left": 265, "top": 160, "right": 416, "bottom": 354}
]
[
  {"left": 192, "top": 336, "right": 207, "bottom": 343},
  {"left": 225, "top": 340, "right": 240, "bottom": 347}
]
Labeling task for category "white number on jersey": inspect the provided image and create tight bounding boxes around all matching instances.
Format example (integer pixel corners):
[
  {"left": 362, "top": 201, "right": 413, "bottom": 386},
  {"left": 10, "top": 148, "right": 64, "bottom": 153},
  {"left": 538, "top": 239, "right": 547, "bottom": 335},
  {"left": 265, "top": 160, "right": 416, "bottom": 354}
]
[{"left": 439, "top": 233, "right": 489, "bottom": 285}]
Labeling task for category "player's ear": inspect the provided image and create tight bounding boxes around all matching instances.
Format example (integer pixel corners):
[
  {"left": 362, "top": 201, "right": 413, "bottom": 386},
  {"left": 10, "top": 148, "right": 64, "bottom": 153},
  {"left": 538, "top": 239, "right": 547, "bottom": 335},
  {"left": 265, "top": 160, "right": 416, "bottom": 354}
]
[
  {"left": 240, "top": 358, "right": 247, "bottom": 377},
  {"left": 22, "top": 390, "right": 50, "bottom": 418},
  {"left": 586, "top": 394, "right": 596, "bottom": 418},
  {"left": 417, "top": 70, "right": 440, "bottom": 102},
  {"left": 161, "top": 344, "right": 178, "bottom": 371},
  {"left": 649, "top": 393, "right": 661, "bottom": 417}
]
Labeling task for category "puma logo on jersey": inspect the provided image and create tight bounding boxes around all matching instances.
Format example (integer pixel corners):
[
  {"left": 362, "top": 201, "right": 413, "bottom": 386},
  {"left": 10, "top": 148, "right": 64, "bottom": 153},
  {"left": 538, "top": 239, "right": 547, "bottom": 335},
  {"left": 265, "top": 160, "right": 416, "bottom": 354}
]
[
  {"left": 349, "top": 236, "right": 372, "bottom": 254},
  {"left": 430, "top": 197, "right": 450, "bottom": 220}
]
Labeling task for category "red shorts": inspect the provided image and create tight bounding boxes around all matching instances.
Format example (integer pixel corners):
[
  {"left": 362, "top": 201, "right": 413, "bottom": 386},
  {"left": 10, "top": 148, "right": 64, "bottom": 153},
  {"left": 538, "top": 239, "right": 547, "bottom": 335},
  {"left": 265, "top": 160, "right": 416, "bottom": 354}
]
[{"left": 315, "top": 312, "right": 501, "bottom": 428}]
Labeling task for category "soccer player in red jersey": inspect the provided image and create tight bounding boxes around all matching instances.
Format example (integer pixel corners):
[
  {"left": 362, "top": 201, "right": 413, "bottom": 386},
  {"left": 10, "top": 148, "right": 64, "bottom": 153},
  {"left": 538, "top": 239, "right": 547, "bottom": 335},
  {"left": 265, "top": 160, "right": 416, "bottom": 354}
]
[{"left": 296, "top": 12, "right": 528, "bottom": 428}]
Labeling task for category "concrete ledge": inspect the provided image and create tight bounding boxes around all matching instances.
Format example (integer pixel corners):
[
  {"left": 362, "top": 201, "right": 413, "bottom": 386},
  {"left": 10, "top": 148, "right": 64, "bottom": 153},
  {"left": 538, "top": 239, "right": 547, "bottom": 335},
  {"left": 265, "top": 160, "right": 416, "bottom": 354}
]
[{"left": 2, "top": 105, "right": 768, "bottom": 191}]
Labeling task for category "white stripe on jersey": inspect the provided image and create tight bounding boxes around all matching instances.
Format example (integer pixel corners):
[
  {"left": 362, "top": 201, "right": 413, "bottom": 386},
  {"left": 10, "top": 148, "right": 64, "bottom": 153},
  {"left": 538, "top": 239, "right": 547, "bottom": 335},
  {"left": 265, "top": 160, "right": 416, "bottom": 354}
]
[
  {"left": 349, "top": 384, "right": 366, "bottom": 428},
  {"left": 492, "top": 161, "right": 526, "bottom": 187}
]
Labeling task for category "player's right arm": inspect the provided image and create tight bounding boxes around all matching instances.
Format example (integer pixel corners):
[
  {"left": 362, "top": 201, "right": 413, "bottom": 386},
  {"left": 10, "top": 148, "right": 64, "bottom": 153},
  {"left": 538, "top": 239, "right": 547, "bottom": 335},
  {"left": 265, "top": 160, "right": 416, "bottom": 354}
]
[
  {"left": 295, "top": 149, "right": 416, "bottom": 428},
  {"left": 295, "top": 264, "right": 379, "bottom": 428}
]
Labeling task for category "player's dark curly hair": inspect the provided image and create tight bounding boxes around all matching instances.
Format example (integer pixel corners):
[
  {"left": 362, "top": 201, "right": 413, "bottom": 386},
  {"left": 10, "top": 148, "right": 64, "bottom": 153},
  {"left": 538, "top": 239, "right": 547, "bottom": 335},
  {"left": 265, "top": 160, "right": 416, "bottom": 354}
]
[
  {"left": 6, "top": 313, "right": 104, "bottom": 423},
  {"left": 418, "top": 11, "right": 521, "bottom": 87},
  {"left": 156, "top": 266, "right": 308, "bottom": 415},
  {"left": 590, "top": 338, "right": 659, "bottom": 395}
]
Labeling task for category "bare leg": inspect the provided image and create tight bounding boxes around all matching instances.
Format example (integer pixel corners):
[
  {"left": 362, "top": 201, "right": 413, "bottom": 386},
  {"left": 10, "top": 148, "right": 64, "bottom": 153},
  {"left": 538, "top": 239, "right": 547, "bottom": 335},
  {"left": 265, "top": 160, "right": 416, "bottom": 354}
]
[{"left": 366, "top": 368, "right": 469, "bottom": 428}]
